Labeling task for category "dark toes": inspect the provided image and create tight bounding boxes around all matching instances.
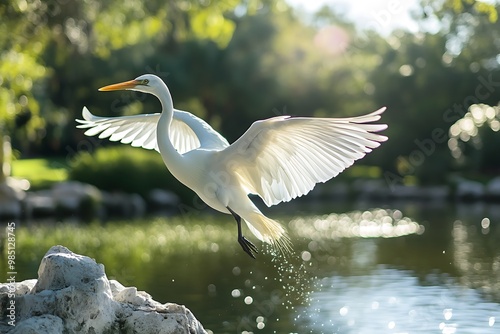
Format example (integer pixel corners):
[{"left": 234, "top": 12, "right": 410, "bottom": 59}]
[{"left": 239, "top": 236, "right": 258, "bottom": 259}]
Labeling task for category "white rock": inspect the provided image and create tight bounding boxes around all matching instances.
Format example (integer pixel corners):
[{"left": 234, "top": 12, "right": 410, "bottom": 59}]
[
  {"left": 2, "top": 177, "right": 28, "bottom": 200},
  {"left": 23, "top": 191, "right": 56, "bottom": 217},
  {"left": 109, "top": 279, "right": 126, "bottom": 296},
  {"left": 0, "top": 177, "right": 27, "bottom": 217},
  {"left": 129, "top": 193, "right": 146, "bottom": 216},
  {"left": 115, "top": 286, "right": 151, "bottom": 306},
  {"left": 10, "top": 315, "right": 63, "bottom": 334},
  {"left": 456, "top": 179, "right": 485, "bottom": 199},
  {"left": 16, "top": 245, "right": 116, "bottom": 333},
  {"left": 389, "top": 185, "right": 420, "bottom": 198},
  {"left": 422, "top": 185, "right": 450, "bottom": 200},
  {"left": 0, "top": 245, "right": 206, "bottom": 334},
  {"left": 148, "top": 189, "right": 180, "bottom": 207},
  {"left": 52, "top": 181, "right": 101, "bottom": 211},
  {"left": 33, "top": 245, "right": 107, "bottom": 292},
  {"left": 486, "top": 177, "right": 500, "bottom": 197},
  {"left": 0, "top": 279, "right": 37, "bottom": 297},
  {"left": 16, "top": 279, "right": 37, "bottom": 296},
  {"left": 102, "top": 192, "right": 146, "bottom": 217},
  {"left": 0, "top": 199, "right": 21, "bottom": 218},
  {"left": 119, "top": 302, "right": 207, "bottom": 334},
  {"left": 123, "top": 310, "right": 193, "bottom": 334}
]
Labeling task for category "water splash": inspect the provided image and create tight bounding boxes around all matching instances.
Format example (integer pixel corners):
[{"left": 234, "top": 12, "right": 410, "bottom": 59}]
[{"left": 229, "top": 208, "right": 426, "bottom": 333}]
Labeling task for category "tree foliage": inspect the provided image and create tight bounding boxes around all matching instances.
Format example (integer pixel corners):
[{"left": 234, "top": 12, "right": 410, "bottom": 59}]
[{"left": 2, "top": 0, "right": 500, "bottom": 188}]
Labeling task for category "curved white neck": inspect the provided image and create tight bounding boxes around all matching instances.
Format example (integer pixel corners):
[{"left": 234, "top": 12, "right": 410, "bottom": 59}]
[
  {"left": 157, "top": 84, "right": 174, "bottom": 115},
  {"left": 154, "top": 85, "right": 183, "bottom": 165}
]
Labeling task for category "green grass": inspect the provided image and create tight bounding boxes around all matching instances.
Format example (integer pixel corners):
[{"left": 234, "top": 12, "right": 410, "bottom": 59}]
[
  {"left": 11, "top": 158, "right": 69, "bottom": 189},
  {"left": 18, "top": 216, "right": 236, "bottom": 261},
  {"left": 0, "top": 216, "right": 239, "bottom": 284}
]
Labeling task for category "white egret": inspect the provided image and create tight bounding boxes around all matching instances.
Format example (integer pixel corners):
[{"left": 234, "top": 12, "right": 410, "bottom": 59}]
[{"left": 76, "top": 74, "right": 387, "bottom": 258}]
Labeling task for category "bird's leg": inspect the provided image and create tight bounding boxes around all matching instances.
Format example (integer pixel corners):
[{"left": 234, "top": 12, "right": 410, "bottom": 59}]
[{"left": 227, "top": 207, "right": 258, "bottom": 259}]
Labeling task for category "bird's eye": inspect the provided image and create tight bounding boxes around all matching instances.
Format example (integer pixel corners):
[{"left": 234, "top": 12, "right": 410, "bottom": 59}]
[{"left": 142, "top": 79, "right": 149, "bottom": 85}]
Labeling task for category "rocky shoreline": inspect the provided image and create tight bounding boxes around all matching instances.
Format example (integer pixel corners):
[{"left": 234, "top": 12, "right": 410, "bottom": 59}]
[
  {"left": 0, "top": 178, "right": 180, "bottom": 220},
  {"left": 0, "top": 245, "right": 207, "bottom": 334}
]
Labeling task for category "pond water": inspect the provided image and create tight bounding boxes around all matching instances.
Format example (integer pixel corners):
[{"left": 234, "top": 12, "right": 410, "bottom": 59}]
[{"left": 3, "top": 200, "right": 500, "bottom": 333}]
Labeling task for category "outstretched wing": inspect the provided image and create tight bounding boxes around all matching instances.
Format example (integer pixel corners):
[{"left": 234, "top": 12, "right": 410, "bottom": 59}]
[
  {"left": 172, "top": 109, "right": 229, "bottom": 150},
  {"left": 220, "top": 107, "right": 388, "bottom": 206},
  {"left": 76, "top": 107, "right": 229, "bottom": 154}
]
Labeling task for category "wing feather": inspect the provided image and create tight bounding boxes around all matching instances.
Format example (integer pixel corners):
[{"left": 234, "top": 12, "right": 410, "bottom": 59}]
[
  {"left": 220, "top": 107, "right": 388, "bottom": 206},
  {"left": 76, "top": 106, "right": 229, "bottom": 154}
]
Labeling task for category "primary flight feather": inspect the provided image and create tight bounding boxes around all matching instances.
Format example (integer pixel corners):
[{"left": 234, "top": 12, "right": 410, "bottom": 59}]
[{"left": 76, "top": 74, "right": 387, "bottom": 258}]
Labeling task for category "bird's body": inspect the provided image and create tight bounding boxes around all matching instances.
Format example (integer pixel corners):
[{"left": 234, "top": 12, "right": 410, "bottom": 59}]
[{"left": 77, "top": 74, "right": 388, "bottom": 257}]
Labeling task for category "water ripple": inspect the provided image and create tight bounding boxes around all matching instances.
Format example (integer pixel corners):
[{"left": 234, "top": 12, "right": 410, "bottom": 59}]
[{"left": 298, "top": 267, "right": 500, "bottom": 333}]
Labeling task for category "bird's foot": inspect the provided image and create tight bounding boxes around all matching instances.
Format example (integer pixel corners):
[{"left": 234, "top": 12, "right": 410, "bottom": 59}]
[{"left": 238, "top": 235, "right": 258, "bottom": 259}]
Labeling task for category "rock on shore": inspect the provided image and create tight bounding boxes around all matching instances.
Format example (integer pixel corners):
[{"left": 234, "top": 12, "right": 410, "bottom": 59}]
[{"left": 0, "top": 245, "right": 207, "bottom": 334}]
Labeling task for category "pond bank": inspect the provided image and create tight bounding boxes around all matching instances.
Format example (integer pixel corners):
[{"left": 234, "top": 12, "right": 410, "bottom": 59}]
[
  {"left": 0, "top": 178, "right": 180, "bottom": 220},
  {"left": 2, "top": 176, "right": 500, "bottom": 220}
]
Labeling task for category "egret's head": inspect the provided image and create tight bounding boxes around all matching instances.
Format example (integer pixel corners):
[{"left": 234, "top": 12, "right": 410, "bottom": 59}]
[{"left": 98, "top": 74, "right": 166, "bottom": 95}]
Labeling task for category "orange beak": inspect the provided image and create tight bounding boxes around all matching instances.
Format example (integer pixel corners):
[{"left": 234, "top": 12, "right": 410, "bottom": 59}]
[{"left": 98, "top": 79, "right": 141, "bottom": 91}]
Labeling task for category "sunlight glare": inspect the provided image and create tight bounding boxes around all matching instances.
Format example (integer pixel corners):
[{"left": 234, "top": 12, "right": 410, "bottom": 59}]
[{"left": 314, "top": 26, "right": 350, "bottom": 55}]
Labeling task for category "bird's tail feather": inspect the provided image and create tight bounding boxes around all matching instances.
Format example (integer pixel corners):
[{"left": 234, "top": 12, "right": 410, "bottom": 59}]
[{"left": 243, "top": 212, "right": 291, "bottom": 254}]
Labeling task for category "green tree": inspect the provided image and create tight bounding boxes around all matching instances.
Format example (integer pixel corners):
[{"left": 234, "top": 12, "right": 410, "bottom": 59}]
[
  {"left": 0, "top": 2, "right": 51, "bottom": 181},
  {"left": 369, "top": 2, "right": 500, "bottom": 183},
  {"left": 1, "top": 0, "right": 247, "bottom": 178}
]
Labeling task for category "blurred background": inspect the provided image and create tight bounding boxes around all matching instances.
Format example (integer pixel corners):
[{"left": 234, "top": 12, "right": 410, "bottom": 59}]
[
  {"left": 1, "top": 0, "right": 500, "bottom": 193},
  {"left": 2, "top": 0, "right": 500, "bottom": 333}
]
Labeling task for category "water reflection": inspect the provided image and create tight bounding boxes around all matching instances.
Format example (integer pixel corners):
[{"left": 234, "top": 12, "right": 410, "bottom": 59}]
[
  {"left": 288, "top": 202, "right": 500, "bottom": 334},
  {"left": 301, "top": 267, "right": 499, "bottom": 333},
  {"left": 289, "top": 208, "right": 424, "bottom": 240},
  {"left": 229, "top": 201, "right": 500, "bottom": 333},
  {"left": 452, "top": 217, "right": 500, "bottom": 301}
]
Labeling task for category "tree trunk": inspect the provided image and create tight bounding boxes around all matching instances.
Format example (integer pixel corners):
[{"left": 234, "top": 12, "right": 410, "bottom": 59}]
[{"left": 0, "top": 134, "right": 12, "bottom": 184}]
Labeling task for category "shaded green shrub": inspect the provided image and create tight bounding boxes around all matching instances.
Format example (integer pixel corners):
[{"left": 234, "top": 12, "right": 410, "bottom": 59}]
[{"left": 69, "top": 146, "right": 193, "bottom": 201}]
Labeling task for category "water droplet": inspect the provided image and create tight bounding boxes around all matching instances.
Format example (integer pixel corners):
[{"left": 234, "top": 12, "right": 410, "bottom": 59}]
[
  {"left": 207, "top": 284, "right": 216, "bottom": 296},
  {"left": 210, "top": 243, "right": 219, "bottom": 252},
  {"left": 443, "top": 308, "right": 453, "bottom": 320},
  {"left": 339, "top": 306, "right": 348, "bottom": 316},
  {"left": 388, "top": 321, "right": 395, "bottom": 329},
  {"left": 489, "top": 317, "right": 495, "bottom": 326},
  {"left": 244, "top": 296, "right": 253, "bottom": 305},
  {"left": 231, "top": 289, "right": 241, "bottom": 298}
]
